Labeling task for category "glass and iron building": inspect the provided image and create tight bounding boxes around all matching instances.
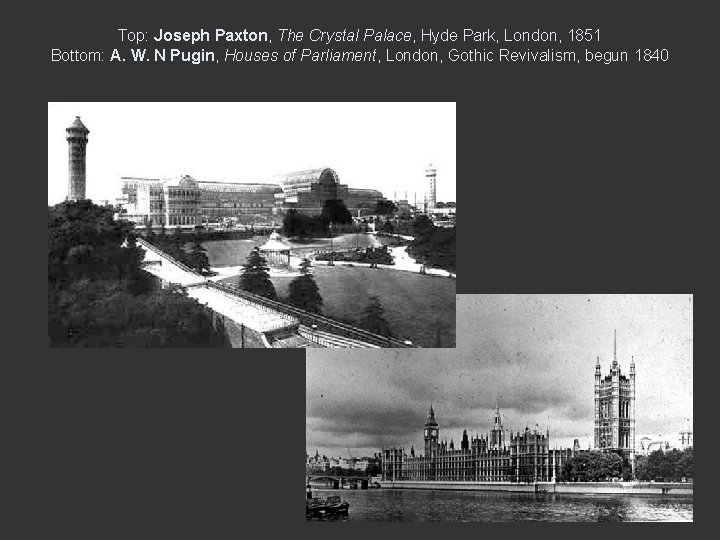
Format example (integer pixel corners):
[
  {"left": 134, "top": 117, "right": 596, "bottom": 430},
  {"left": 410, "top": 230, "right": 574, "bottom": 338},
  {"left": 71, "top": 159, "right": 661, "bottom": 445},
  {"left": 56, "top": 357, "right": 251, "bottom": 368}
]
[
  {"left": 119, "top": 167, "right": 386, "bottom": 228},
  {"left": 278, "top": 168, "right": 349, "bottom": 215},
  {"left": 198, "top": 180, "right": 283, "bottom": 222},
  {"left": 120, "top": 175, "right": 202, "bottom": 228}
]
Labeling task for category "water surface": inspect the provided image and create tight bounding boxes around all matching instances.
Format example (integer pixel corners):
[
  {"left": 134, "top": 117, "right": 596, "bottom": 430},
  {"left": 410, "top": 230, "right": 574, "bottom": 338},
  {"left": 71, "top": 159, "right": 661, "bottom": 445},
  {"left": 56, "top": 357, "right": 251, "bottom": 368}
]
[{"left": 309, "top": 488, "right": 692, "bottom": 522}]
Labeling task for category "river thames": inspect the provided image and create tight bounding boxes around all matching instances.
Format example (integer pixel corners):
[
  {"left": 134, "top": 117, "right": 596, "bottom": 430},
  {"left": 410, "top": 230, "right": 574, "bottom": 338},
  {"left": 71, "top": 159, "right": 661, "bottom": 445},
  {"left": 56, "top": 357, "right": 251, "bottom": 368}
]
[{"left": 308, "top": 488, "right": 693, "bottom": 522}]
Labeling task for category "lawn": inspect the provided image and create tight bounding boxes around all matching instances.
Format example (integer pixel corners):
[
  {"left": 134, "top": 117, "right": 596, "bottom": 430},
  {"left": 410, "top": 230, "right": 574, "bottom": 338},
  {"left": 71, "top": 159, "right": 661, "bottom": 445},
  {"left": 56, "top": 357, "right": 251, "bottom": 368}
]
[
  {"left": 200, "top": 233, "right": 383, "bottom": 267},
  {"left": 272, "top": 266, "right": 456, "bottom": 347},
  {"left": 204, "top": 236, "right": 456, "bottom": 347}
]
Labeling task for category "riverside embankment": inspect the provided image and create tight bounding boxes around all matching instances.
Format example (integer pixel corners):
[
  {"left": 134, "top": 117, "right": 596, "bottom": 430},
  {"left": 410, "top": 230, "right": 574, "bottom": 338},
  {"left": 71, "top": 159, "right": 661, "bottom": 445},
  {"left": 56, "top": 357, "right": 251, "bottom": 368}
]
[{"left": 379, "top": 480, "right": 692, "bottom": 496}]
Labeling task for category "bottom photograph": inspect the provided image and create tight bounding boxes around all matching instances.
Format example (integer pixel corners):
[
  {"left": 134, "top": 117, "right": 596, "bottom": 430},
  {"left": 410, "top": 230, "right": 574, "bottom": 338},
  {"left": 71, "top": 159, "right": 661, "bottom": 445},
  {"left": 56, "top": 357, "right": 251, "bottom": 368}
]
[{"left": 305, "top": 294, "right": 693, "bottom": 522}]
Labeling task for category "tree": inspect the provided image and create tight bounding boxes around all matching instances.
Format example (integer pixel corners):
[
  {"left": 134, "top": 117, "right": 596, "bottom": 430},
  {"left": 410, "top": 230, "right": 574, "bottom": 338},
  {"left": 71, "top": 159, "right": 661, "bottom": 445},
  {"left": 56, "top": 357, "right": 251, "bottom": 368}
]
[
  {"left": 380, "top": 218, "right": 394, "bottom": 234},
  {"left": 282, "top": 209, "right": 328, "bottom": 239},
  {"left": 322, "top": 199, "right": 353, "bottom": 224},
  {"left": 309, "top": 215, "right": 330, "bottom": 237},
  {"left": 375, "top": 199, "right": 397, "bottom": 216},
  {"left": 357, "top": 296, "right": 393, "bottom": 337},
  {"left": 559, "top": 451, "right": 625, "bottom": 482},
  {"left": 677, "top": 447, "right": 693, "bottom": 479},
  {"left": 48, "top": 200, "right": 229, "bottom": 347},
  {"left": 168, "top": 227, "right": 185, "bottom": 259},
  {"left": 635, "top": 448, "right": 693, "bottom": 482},
  {"left": 286, "top": 258, "right": 323, "bottom": 313},
  {"left": 121, "top": 232, "right": 156, "bottom": 295},
  {"left": 408, "top": 225, "right": 456, "bottom": 274},
  {"left": 239, "top": 247, "right": 277, "bottom": 299},
  {"left": 282, "top": 209, "right": 301, "bottom": 238},
  {"left": 49, "top": 281, "right": 230, "bottom": 347},
  {"left": 187, "top": 238, "right": 211, "bottom": 275},
  {"left": 145, "top": 218, "right": 155, "bottom": 242},
  {"left": 48, "top": 200, "right": 141, "bottom": 287},
  {"left": 411, "top": 214, "right": 434, "bottom": 237},
  {"left": 299, "top": 257, "right": 312, "bottom": 274}
]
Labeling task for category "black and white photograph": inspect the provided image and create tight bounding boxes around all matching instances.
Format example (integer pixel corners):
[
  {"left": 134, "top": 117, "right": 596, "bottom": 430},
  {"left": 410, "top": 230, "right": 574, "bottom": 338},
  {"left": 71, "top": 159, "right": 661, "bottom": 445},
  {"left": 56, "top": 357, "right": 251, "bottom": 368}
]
[
  {"left": 305, "top": 294, "right": 693, "bottom": 521},
  {"left": 48, "top": 102, "right": 456, "bottom": 348}
]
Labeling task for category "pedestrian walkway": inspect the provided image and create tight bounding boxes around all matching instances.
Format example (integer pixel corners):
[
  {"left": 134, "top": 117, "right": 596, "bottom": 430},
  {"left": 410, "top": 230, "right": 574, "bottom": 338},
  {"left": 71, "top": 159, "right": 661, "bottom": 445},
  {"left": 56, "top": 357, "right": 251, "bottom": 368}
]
[
  {"left": 135, "top": 237, "right": 407, "bottom": 348},
  {"left": 188, "top": 285, "right": 298, "bottom": 334}
]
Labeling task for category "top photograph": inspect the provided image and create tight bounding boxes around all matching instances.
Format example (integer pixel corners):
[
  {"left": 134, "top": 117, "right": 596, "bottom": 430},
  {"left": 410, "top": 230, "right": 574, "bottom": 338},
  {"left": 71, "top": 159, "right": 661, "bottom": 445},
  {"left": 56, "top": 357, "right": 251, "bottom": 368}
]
[{"left": 47, "top": 102, "right": 456, "bottom": 348}]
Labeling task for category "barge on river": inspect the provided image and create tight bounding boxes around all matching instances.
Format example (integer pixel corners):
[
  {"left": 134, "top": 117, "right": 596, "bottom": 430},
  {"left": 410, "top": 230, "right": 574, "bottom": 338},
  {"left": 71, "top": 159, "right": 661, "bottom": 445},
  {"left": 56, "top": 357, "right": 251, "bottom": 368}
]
[{"left": 306, "top": 484, "right": 349, "bottom": 517}]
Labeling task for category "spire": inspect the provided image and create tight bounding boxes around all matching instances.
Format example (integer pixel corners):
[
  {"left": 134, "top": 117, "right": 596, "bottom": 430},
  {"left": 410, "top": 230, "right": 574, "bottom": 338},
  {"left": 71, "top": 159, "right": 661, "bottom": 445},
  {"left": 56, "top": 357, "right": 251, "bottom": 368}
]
[
  {"left": 612, "top": 330, "right": 619, "bottom": 368},
  {"left": 425, "top": 403, "right": 438, "bottom": 427},
  {"left": 614, "top": 330, "right": 617, "bottom": 362},
  {"left": 492, "top": 396, "right": 503, "bottom": 428}
]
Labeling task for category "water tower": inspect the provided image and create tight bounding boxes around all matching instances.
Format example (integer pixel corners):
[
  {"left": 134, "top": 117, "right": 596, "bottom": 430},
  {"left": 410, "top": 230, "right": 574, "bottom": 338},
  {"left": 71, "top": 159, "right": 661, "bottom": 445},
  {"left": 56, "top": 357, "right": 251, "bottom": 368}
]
[
  {"left": 66, "top": 116, "right": 89, "bottom": 201},
  {"left": 425, "top": 163, "right": 437, "bottom": 211}
]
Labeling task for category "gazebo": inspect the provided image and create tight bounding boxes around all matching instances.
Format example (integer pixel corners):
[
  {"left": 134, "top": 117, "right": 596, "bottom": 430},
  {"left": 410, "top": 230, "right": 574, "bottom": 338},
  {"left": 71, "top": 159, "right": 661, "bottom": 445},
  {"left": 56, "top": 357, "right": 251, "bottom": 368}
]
[{"left": 259, "top": 231, "right": 291, "bottom": 268}]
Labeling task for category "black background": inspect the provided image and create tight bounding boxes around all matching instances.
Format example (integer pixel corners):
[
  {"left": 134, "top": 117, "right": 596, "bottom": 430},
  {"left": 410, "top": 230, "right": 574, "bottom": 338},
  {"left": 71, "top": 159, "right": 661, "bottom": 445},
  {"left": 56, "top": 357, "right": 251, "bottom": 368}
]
[{"left": 25, "top": 0, "right": 708, "bottom": 535}]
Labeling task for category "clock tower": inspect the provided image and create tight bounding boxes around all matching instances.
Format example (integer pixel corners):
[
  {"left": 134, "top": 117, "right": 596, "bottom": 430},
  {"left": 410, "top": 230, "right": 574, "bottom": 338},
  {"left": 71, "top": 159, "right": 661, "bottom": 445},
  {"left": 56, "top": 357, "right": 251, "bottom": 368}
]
[{"left": 424, "top": 404, "right": 439, "bottom": 458}]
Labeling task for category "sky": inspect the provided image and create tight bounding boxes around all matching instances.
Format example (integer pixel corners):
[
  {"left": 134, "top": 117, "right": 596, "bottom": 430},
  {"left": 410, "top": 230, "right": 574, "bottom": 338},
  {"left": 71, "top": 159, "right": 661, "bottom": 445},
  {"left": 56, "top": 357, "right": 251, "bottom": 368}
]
[
  {"left": 48, "top": 102, "right": 456, "bottom": 205},
  {"left": 306, "top": 294, "right": 693, "bottom": 459}
]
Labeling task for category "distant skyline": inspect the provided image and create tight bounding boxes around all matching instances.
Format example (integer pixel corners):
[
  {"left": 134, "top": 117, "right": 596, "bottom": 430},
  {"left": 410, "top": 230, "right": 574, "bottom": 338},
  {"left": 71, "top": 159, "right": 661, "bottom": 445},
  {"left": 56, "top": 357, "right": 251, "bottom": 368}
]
[
  {"left": 48, "top": 102, "right": 456, "bottom": 205},
  {"left": 306, "top": 294, "right": 693, "bottom": 458}
]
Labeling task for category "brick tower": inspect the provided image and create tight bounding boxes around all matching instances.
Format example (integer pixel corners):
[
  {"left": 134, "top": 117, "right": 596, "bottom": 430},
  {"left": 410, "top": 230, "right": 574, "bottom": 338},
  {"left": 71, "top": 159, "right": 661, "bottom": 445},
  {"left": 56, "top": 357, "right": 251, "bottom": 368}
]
[{"left": 66, "top": 116, "right": 89, "bottom": 201}]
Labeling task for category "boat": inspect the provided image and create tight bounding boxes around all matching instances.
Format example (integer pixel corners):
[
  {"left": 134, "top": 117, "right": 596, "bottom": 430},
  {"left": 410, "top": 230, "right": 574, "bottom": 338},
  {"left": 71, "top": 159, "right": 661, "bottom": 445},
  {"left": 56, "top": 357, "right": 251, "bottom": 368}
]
[{"left": 306, "top": 485, "right": 349, "bottom": 517}]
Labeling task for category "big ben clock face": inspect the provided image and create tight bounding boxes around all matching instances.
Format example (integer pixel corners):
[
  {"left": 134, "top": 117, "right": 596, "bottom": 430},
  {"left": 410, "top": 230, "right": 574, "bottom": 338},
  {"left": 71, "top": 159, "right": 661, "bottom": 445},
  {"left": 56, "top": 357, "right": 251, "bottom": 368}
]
[
  {"left": 425, "top": 429, "right": 428, "bottom": 437},
  {"left": 431, "top": 429, "right": 437, "bottom": 437}
]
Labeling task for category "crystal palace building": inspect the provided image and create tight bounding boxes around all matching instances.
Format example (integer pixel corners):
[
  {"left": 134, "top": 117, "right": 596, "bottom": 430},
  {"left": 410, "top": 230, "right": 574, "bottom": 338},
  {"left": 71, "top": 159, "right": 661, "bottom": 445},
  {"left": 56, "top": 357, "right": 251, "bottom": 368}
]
[{"left": 119, "top": 167, "right": 385, "bottom": 228}]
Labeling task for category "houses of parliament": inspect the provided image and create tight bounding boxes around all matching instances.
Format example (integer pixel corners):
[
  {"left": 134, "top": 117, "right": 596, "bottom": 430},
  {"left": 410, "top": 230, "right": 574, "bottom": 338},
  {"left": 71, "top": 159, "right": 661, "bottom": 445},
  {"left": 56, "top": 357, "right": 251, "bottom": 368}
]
[{"left": 382, "top": 335, "right": 637, "bottom": 482}]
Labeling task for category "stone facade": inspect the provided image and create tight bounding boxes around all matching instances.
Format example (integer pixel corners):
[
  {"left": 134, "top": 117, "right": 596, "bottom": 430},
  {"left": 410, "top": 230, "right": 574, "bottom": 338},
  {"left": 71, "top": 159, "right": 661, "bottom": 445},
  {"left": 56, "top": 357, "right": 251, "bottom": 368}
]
[
  {"left": 594, "top": 331, "right": 636, "bottom": 472},
  {"left": 382, "top": 405, "right": 575, "bottom": 483}
]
